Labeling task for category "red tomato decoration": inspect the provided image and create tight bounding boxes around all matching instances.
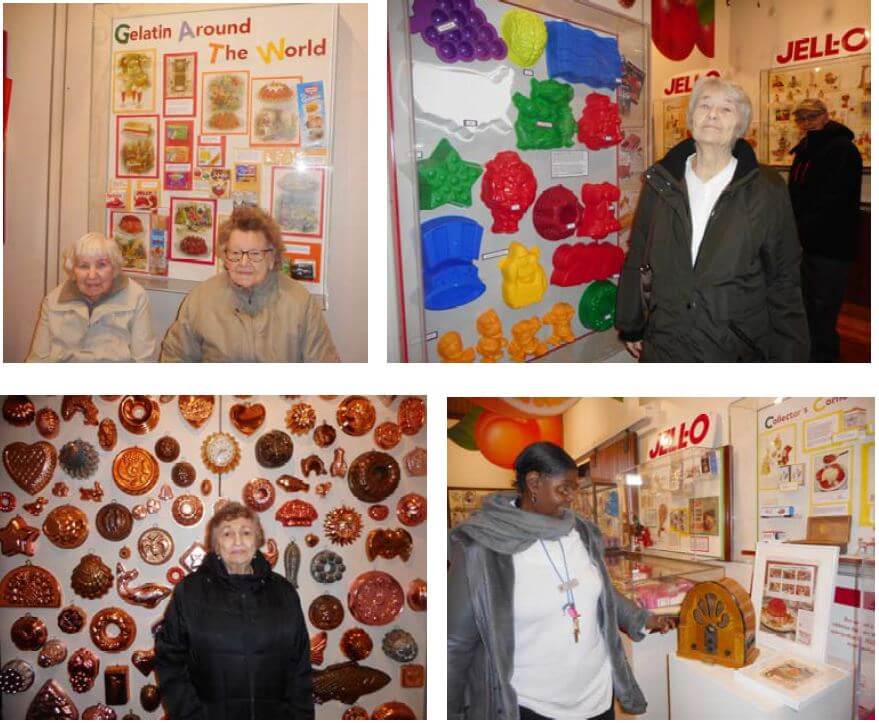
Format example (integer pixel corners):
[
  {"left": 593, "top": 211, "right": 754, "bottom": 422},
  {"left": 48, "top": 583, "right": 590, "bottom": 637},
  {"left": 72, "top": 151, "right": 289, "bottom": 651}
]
[
  {"left": 534, "top": 416, "right": 564, "bottom": 447},
  {"left": 651, "top": 0, "right": 699, "bottom": 61},
  {"left": 696, "top": 19, "right": 715, "bottom": 58}
]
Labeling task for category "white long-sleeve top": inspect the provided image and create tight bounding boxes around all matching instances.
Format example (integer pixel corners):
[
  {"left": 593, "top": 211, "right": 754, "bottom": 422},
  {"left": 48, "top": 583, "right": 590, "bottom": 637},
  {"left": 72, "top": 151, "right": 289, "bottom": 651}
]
[
  {"left": 685, "top": 153, "right": 737, "bottom": 266},
  {"left": 510, "top": 528, "right": 612, "bottom": 719}
]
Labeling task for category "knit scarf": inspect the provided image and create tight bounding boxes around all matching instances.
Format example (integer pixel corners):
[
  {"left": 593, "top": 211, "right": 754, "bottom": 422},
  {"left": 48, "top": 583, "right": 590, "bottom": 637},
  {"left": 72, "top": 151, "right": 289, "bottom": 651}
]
[{"left": 450, "top": 491, "right": 575, "bottom": 555}]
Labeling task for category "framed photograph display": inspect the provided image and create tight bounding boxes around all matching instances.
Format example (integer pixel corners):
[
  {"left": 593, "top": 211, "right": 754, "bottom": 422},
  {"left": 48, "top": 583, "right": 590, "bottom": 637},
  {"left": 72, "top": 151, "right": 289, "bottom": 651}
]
[
  {"left": 448, "top": 487, "right": 507, "bottom": 529},
  {"left": 116, "top": 115, "right": 160, "bottom": 179},
  {"left": 270, "top": 165, "right": 326, "bottom": 238},
  {"left": 752, "top": 541, "right": 839, "bottom": 663},
  {"left": 108, "top": 209, "right": 152, "bottom": 272},
  {"left": 113, "top": 48, "right": 157, "bottom": 114},
  {"left": 250, "top": 76, "right": 302, "bottom": 146},
  {"left": 201, "top": 70, "right": 250, "bottom": 135},
  {"left": 162, "top": 52, "right": 197, "bottom": 117},
  {"left": 283, "top": 242, "right": 322, "bottom": 284},
  {"left": 809, "top": 447, "right": 852, "bottom": 510},
  {"left": 168, "top": 197, "right": 217, "bottom": 265},
  {"left": 618, "top": 445, "right": 731, "bottom": 560}
]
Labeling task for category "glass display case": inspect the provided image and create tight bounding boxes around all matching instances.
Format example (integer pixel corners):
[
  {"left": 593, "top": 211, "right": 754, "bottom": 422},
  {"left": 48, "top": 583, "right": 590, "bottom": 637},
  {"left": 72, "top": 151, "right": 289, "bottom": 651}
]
[
  {"left": 605, "top": 550, "right": 725, "bottom": 614},
  {"left": 388, "top": 0, "right": 650, "bottom": 362},
  {"left": 615, "top": 445, "right": 732, "bottom": 561}
]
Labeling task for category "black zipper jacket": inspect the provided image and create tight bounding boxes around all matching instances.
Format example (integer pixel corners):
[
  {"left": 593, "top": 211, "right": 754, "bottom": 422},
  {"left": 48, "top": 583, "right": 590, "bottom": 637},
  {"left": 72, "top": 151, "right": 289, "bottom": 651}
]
[
  {"left": 155, "top": 551, "right": 314, "bottom": 719},
  {"left": 616, "top": 137, "right": 809, "bottom": 362},
  {"left": 788, "top": 120, "right": 863, "bottom": 261}
]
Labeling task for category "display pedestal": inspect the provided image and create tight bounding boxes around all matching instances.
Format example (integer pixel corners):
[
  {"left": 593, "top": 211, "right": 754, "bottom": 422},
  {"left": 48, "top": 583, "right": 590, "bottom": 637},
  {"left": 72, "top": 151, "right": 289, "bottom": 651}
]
[
  {"left": 668, "top": 654, "right": 852, "bottom": 720},
  {"left": 619, "top": 629, "right": 676, "bottom": 719}
]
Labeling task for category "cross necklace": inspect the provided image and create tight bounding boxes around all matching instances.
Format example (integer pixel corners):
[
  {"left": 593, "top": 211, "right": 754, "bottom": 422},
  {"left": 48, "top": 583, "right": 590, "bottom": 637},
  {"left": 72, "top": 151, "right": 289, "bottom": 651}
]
[{"left": 539, "top": 538, "right": 581, "bottom": 643}]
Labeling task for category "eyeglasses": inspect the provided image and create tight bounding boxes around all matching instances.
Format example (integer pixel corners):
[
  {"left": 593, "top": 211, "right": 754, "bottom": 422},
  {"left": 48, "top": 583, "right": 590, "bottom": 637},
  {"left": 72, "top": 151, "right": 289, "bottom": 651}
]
[{"left": 224, "top": 248, "right": 273, "bottom": 263}]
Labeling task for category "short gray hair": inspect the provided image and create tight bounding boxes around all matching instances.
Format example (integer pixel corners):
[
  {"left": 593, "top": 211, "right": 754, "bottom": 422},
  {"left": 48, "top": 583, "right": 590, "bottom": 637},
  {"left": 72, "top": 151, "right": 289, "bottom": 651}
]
[
  {"left": 686, "top": 76, "right": 752, "bottom": 143},
  {"left": 63, "top": 232, "right": 123, "bottom": 277}
]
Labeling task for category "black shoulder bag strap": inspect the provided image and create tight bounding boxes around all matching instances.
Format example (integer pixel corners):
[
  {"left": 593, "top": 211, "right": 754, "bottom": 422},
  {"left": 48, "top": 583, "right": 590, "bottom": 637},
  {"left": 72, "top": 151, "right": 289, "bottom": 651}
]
[{"left": 637, "top": 188, "right": 658, "bottom": 319}]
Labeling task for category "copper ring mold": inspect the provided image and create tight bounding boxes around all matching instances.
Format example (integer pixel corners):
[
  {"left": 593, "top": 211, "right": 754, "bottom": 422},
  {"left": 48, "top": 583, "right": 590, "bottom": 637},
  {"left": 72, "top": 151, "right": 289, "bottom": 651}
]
[
  {"left": 0, "top": 491, "right": 16, "bottom": 512},
  {"left": 243, "top": 478, "right": 275, "bottom": 512},
  {"left": 90, "top": 606, "right": 136, "bottom": 651},
  {"left": 118, "top": 396, "right": 160, "bottom": 434},
  {"left": 112, "top": 447, "right": 160, "bottom": 496},
  {"left": 166, "top": 566, "right": 186, "bottom": 585},
  {"left": 172, "top": 495, "right": 204, "bottom": 526},
  {"left": 336, "top": 396, "right": 376, "bottom": 436},
  {"left": 347, "top": 452, "right": 401, "bottom": 503},
  {"left": 138, "top": 528, "right": 174, "bottom": 565}
]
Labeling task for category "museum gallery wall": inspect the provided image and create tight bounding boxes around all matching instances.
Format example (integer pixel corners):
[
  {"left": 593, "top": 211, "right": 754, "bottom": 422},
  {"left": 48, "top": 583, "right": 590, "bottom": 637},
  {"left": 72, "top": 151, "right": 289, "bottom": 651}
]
[{"left": 0, "top": 395, "right": 426, "bottom": 719}]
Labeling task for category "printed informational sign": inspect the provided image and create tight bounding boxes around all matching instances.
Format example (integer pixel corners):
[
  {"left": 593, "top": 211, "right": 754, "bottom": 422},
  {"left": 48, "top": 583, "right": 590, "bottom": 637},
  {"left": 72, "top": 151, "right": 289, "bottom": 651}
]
[{"left": 107, "top": 4, "right": 337, "bottom": 295}]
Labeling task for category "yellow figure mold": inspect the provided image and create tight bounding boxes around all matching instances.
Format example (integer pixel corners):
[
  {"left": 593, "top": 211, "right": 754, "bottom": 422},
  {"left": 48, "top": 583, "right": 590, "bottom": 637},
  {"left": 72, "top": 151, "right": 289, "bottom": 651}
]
[
  {"left": 499, "top": 242, "right": 548, "bottom": 309},
  {"left": 500, "top": 10, "right": 548, "bottom": 68},
  {"left": 542, "top": 302, "right": 576, "bottom": 346},
  {"left": 475, "top": 308, "right": 508, "bottom": 363},
  {"left": 508, "top": 317, "right": 547, "bottom": 362}
]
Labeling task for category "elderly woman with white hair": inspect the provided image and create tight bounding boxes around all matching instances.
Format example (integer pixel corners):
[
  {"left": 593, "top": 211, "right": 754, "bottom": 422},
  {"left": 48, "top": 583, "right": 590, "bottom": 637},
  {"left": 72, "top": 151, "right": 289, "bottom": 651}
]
[
  {"left": 160, "top": 205, "right": 339, "bottom": 362},
  {"left": 616, "top": 76, "right": 809, "bottom": 362},
  {"left": 26, "top": 232, "right": 156, "bottom": 361}
]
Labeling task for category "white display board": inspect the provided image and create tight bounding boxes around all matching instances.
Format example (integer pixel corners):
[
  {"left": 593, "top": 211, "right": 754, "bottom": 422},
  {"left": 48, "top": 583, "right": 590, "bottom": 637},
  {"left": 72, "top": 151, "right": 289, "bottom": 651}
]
[
  {"left": 756, "top": 397, "right": 874, "bottom": 555},
  {"left": 106, "top": 5, "right": 337, "bottom": 295},
  {"left": 0, "top": 395, "right": 426, "bottom": 719}
]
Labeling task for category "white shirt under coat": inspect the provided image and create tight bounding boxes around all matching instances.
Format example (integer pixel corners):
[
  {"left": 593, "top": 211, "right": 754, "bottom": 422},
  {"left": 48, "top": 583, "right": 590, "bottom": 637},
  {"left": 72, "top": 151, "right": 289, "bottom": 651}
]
[
  {"left": 511, "top": 528, "right": 612, "bottom": 719},
  {"left": 685, "top": 153, "right": 737, "bottom": 266}
]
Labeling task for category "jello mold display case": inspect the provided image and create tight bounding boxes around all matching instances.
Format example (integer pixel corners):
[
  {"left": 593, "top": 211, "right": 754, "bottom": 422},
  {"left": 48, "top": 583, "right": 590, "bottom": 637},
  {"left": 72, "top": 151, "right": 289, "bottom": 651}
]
[
  {"left": 389, "top": 0, "right": 650, "bottom": 362},
  {"left": 0, "top": 396, "right": 426, "bottom": 719}
]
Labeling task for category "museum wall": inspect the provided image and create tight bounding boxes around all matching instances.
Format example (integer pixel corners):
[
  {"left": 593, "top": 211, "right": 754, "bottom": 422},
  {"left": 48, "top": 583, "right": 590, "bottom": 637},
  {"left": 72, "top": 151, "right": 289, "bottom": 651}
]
[
  {"left": 2, "top": 3, "right": 368, "bottom": 362},
  {"left": 0, "top": 395, "right": 426, "bottom": 719}
]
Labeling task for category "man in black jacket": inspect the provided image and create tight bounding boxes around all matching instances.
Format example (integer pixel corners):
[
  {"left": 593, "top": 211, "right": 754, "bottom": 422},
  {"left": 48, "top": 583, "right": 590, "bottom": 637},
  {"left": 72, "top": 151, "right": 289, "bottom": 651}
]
[{"left": 788, "top": 98, "right": 863, "bottom": 361}]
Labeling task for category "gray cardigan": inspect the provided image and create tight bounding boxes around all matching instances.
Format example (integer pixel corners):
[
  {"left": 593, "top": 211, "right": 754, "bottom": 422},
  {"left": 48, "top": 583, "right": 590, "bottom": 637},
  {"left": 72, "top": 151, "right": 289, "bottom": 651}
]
[{"left": 448, "top": 517, "right": 649, "bottom": 719}]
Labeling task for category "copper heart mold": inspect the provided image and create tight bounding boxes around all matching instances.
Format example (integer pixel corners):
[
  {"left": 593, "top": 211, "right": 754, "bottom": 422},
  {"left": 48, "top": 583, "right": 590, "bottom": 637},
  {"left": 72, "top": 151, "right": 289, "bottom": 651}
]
[
  {"left": 3, "top": 441, "right": 57, "bottom": 496},
  {"left": 178, "top": 395, "right": 215, "bottom": 428},
  {"left": 229, "top": 402, "right": 266, "bottom": 436}
]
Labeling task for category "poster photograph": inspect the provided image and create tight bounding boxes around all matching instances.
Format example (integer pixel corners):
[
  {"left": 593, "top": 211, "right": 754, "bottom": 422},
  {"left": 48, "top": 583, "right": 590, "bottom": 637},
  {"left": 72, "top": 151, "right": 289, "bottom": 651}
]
[
  {"left": 202, "top": 70, "right": 250, "bottom": 135},
  {"left": 250, "top": 76, "right": 302, "bottom": 146},
  {"left": 162, "top": 51, "right": 197, "bottom": 116},
  {"left": 169, "top": 197, "right": 217, "bottom": 265},
  {"left": 810, "top": 447, "right": 852, "bottom": 506},
  {"left": 113, "top": 48, "right": 157, "bottom": 114},
  {"left": 803, "top": 411, "right": 842, "bottom": 451},
  {"left": 689, "top": 496, "right": 719, "bottom": 536},
  {"left": 759, "top": 424, "right": 797, "bottom": 481},
  {"left": 116, "top": 115, "right": 160, "bottom": 179},
  {"left": 761, "top": 560, "right": 817, "bottom": 645},
  {"left": 271, "top": 165, "right": 325, "bottom": 238},
  {"left": 108, "top": 210, "right": 152, "bottom": 272}
]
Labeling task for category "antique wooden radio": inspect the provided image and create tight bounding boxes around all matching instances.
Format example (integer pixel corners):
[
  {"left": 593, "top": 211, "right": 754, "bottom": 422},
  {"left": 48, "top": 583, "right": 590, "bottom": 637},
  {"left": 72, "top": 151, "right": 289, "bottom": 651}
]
[{"left": 677, "top": 578, "right": 759, "bottom": 668}]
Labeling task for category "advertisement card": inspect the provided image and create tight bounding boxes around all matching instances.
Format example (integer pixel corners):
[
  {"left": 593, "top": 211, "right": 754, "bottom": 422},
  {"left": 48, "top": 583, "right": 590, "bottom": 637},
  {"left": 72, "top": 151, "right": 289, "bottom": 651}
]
[
  {"left": 113, "top": 49, "right": 156, "bottom": 114},
  {"left": 108, "top": 210, "right": 152, "bottom": 272},
  {"left": 250, "top": 76, "right": 302, "bottom": 146},
  {"left": 116, "top": 115, "right": 160, "bottom": 179},
  {"left": 162, "top": 52, "right": 197, "bottom": 116},
  {"left": 201, "top": 71, "right": 250, "bottom": 135},
  {"left": 297, "top": 80, "right": 327, "bottom": 150},
  {"left": 168, "top": 197, "right": 217, "bottom": 265}
]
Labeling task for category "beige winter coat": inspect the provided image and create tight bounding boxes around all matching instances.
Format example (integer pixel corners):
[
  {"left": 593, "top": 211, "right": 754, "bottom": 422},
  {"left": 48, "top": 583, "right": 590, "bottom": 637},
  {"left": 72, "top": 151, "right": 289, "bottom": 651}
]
[
  {"left": 26, "top": 276, "right": 156, "bottom": 362},
  {"left": 160, "top": 271, "right": 339, "bottom": 362}
]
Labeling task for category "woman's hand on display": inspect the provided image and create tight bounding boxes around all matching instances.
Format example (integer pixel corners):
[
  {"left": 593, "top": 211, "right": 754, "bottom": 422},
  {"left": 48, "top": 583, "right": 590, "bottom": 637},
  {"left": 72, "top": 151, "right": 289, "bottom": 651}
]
[
  {"left": 645, "top": 614, "right": 677, "bottom": 634},
  {"left": 625, "top": 340, "right": 642, "bottom": 359}
]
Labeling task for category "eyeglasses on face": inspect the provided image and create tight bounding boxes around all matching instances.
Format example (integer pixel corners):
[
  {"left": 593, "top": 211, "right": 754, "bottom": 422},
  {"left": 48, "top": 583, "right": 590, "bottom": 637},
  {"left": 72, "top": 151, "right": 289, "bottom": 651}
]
[{"left": 224, "top": 248, "right": 273, "bottom": 263}]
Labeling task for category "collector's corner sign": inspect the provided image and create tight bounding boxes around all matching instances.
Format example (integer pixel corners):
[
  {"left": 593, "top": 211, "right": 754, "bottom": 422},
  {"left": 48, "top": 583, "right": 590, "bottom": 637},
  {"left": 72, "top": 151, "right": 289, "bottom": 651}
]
[
  {"left": 774, "top": 26, "right": 870, "bottom": 66},
  {"left": 648, "top": 412, "right": 719, "bottom": 459}
]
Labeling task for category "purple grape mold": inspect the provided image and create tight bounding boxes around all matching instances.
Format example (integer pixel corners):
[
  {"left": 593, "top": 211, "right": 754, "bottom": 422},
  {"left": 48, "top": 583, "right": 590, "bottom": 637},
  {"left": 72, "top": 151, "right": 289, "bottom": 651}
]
[{"left": 410, "top": 0, "right": 507, "bottom": 63}]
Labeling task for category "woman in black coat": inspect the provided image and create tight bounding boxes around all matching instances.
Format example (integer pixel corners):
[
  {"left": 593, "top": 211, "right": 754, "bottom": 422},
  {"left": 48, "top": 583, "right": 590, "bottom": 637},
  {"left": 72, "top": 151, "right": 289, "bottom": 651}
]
[
  {"left": 155, "top": 502, "right": 313, "bottom": 719},
  {"left": 615, "top": 76, "right": 809, "bottom": 362}
]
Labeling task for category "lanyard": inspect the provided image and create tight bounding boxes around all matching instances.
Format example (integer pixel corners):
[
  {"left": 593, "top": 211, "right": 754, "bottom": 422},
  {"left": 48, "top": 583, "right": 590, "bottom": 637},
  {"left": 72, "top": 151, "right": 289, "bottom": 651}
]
[{"left": 539, "top": 538, "right": 581, "bottom": 642}]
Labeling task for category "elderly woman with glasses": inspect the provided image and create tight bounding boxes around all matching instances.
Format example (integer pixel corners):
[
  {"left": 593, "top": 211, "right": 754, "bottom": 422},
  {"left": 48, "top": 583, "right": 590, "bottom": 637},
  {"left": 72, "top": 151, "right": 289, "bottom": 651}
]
[
  {"left": 160, "top": 206, "right": 339, "bottom": 362},
  {"left": 26, "top": 232, "right": 156, "bottom": 362},
  {"left": 616, "top": 76, "right": 809, "bottom": 362}
]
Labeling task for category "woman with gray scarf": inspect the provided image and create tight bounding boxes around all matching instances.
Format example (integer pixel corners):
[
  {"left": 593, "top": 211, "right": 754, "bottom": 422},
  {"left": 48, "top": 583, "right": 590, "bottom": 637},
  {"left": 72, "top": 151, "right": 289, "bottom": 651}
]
[{"left": 448, "top": 442, "right": 675, "bottom": 720}]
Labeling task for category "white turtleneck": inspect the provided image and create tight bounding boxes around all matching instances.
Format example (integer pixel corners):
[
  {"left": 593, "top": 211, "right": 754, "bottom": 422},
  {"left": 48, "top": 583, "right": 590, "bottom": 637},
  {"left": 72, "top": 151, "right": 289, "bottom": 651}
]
[{"left": 510, "top": 528, "right": 612, "bottom": 719}]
